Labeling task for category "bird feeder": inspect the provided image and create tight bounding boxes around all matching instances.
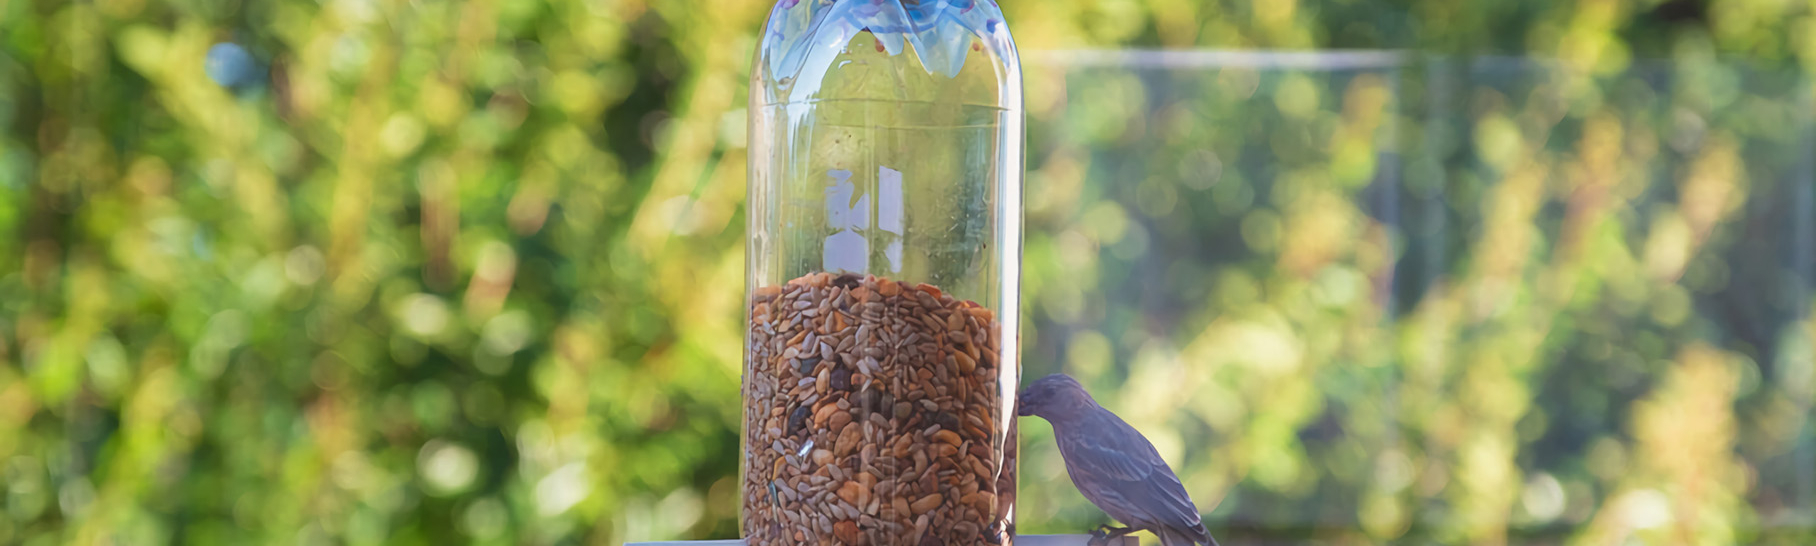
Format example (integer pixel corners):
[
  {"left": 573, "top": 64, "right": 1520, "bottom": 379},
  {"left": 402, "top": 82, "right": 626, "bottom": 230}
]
[{"left": 741, "top": 0, "right": 1024, "bottom": 544}]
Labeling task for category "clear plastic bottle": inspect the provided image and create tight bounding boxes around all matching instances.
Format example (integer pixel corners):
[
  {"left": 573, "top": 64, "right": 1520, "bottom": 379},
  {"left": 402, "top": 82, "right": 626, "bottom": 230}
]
[{"left": 741, "top": 1, "right": 1023, "bottom": 544}]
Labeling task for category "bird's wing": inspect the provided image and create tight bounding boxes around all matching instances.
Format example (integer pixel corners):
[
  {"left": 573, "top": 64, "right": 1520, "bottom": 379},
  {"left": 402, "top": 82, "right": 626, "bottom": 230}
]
[{"left": 1058, "top": 409, "right": 1208, "bottom": 539}]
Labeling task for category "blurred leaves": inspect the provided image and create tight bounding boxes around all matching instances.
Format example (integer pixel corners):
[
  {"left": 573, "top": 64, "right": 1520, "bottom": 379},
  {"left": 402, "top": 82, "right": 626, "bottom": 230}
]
[{"left": 4, "top": 0, "right": 1816, "bottom": 545}]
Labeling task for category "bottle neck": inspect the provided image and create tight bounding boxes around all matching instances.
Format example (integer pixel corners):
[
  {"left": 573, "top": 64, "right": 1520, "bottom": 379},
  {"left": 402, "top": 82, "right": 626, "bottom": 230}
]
[{"left": 761, "top": 0, "right": 1013, "bottom": 82}]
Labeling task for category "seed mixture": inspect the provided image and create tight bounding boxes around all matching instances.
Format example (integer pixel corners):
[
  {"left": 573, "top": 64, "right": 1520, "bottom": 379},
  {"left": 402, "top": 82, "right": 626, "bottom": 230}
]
[{"left": 743, "top": 272, "right": 1016, "bottom": 545}]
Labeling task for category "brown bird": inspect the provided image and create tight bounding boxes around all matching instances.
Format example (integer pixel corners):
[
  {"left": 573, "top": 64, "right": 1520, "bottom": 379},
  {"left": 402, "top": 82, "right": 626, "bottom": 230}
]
[{"left": 1017, "top": 373, "right": 1219, "bottom": 546}]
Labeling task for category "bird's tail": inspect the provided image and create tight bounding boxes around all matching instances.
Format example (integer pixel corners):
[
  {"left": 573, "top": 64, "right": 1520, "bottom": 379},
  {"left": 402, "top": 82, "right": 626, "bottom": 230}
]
[{"left": 1158, "top": 527, "right": 1219, "bottom": 546}]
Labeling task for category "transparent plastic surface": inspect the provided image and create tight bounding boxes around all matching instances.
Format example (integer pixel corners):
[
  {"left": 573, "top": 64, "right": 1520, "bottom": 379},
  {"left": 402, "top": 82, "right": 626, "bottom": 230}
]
[{"left": 741, "top": 1, "right": 1023, "bottom": 544}]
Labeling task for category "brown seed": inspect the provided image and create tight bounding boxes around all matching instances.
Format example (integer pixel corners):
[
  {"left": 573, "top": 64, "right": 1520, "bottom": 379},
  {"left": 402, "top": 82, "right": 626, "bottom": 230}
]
[
  {"left": 954, "top": 351, "right": 976, "bottom": 374},
  {"left": 973, "top": 491, "right": 995, "bottom": 516},
  {"left": 838, "top": 480, "right": 863, "bottom": 505},
  {"left": 954, "top": 521, "right": 978, "bottom": 539},
  {"left": 834, "top": 520, "right": 860, "bottom": 543},
  {"left": 968, "top": 457, "right": 992, "bottom": 483},
  {"left": 910, "top": 493, "right": 942, "bottom": 514},
  {"left": 893, "top": 435, "right": 914, "bottom": 458},
  {"left": 813, "top": 449, "right": 834, "bottom": 466},
  {"left": 836, "top": 422, "right": 862, "bottom": 457}
]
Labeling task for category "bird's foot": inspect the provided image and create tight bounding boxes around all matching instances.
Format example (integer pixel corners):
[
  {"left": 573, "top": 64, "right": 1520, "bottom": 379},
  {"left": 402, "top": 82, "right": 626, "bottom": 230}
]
[{"left": 1088, "top": 525, "right": 1134, "bottom": 546}]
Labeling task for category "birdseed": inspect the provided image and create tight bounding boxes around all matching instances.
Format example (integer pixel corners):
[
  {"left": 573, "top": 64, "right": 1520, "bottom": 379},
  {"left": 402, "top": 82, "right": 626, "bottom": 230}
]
[{"left": 743, "top": 272, "right": 1016, "bottom": 545}]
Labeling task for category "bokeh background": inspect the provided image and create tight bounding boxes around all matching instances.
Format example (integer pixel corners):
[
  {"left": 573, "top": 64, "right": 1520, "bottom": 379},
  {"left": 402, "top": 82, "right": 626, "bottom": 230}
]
[{"left": 6, "top": 0, "right": 1816, "bottom": 544}]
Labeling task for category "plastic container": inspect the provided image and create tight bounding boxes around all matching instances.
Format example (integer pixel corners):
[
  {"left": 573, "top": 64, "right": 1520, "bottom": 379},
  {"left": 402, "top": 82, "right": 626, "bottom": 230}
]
[{"left": 740, "top": 1, "right": 1024, "bottom": 544}]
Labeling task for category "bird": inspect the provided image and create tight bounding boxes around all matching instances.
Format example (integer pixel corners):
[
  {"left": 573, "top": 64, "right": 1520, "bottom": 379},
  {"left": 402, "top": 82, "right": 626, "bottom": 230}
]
[{"left": 1017, "top": 373, "right": 1219, "bottom": 546}]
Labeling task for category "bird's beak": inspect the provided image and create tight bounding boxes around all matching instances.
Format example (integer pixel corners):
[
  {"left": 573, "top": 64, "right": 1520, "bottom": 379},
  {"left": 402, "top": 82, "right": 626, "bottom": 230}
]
[{"left": 1015, "top": 400, "right": 1033, "bottom": 417}]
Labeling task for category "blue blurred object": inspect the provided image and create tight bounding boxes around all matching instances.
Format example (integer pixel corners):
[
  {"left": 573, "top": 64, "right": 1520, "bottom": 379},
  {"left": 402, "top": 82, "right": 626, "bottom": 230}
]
[{"left": 205, "top": 42, "right": 258, "bottom": 89}]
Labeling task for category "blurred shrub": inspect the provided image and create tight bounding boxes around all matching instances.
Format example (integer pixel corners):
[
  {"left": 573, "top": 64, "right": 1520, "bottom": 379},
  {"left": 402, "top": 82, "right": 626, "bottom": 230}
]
[{"left": 3, "top": 0, "right": 1816, "bottom": 544}]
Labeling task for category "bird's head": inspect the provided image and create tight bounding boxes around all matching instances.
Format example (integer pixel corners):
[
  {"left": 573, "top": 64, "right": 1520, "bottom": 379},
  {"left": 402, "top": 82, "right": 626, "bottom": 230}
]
[{"left": 1016, "top": 373, "right": 1098, "bottom": 421}]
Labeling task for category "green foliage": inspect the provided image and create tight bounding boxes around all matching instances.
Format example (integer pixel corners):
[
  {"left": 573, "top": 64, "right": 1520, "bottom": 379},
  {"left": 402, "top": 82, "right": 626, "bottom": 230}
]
[{"left": 3, "top": 0, "right": 1816, "bottom": 544}]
